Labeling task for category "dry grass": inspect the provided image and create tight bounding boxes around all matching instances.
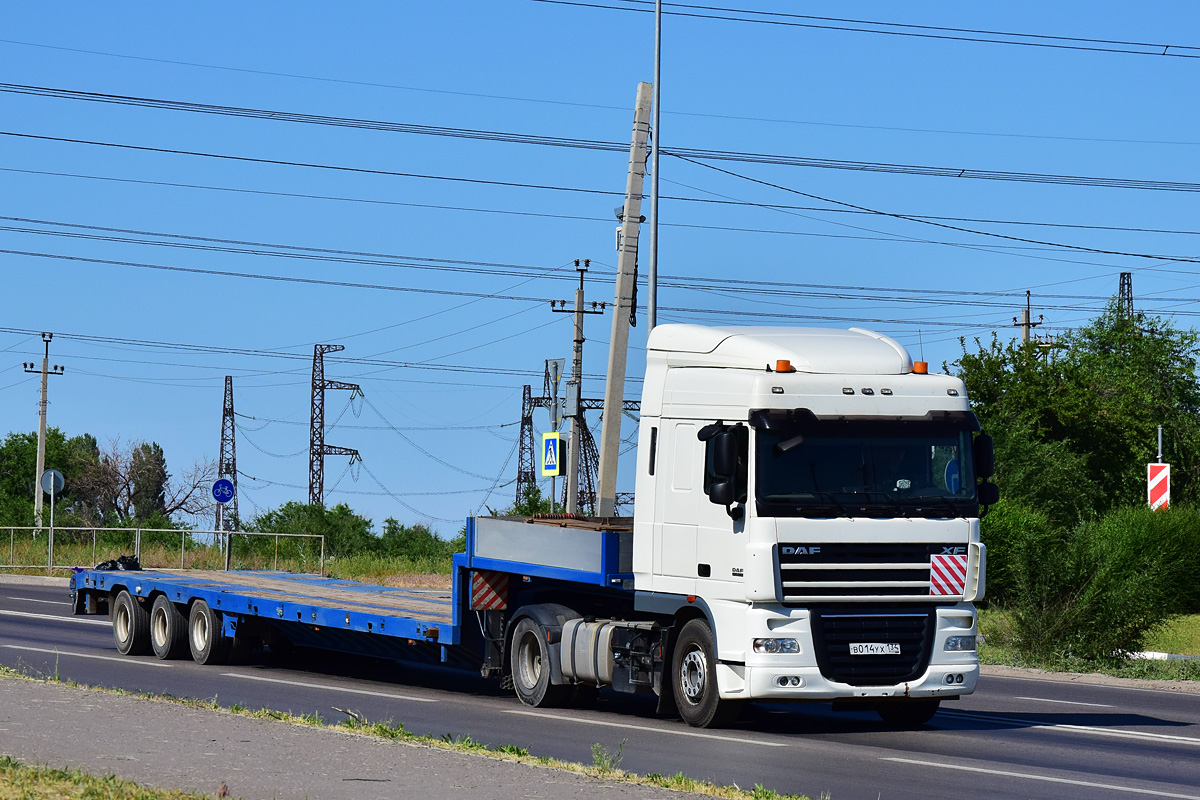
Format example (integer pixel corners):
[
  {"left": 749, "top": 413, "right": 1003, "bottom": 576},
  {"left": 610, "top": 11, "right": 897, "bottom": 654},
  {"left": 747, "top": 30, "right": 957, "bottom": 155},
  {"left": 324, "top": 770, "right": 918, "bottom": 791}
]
[{"left": 0, "top": 755, "right": 207, "bottom": 800}]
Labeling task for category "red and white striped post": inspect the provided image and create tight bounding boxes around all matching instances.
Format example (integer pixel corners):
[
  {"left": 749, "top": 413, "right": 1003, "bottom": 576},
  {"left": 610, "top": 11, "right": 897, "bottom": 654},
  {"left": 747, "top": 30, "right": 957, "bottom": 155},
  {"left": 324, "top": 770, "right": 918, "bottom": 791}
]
[{"left": 1148, "top": 463, "right": 1170, "bottom": 511}]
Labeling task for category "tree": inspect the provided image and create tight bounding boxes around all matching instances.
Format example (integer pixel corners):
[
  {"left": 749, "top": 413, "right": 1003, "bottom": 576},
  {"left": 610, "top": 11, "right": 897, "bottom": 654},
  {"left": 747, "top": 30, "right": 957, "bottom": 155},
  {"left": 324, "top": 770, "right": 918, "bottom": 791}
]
[
  {"left": 247, "top": 502, "right": 375, "bottom": 559},
  {"left": 952, "top": 301, "right": 1200, "bottom": 523}
]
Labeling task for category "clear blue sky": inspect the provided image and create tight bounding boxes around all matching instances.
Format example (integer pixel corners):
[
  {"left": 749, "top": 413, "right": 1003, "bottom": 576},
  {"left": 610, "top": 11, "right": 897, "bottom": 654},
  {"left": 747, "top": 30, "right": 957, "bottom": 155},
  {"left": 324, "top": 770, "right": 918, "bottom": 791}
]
[{"left": 2, "top": 2, "right": 1198, "bottom": 533}]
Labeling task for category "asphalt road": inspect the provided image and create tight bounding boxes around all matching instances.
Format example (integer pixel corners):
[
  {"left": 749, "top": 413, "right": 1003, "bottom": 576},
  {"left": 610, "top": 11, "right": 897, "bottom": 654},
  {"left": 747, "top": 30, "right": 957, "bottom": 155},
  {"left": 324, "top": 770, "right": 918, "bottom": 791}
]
[{"left": 2, "top": 575, "right": 1198, "bottom": 800}]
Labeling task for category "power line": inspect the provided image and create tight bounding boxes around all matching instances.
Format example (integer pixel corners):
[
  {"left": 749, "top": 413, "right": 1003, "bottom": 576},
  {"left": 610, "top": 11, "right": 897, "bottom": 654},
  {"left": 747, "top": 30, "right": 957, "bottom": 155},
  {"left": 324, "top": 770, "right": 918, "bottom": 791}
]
[
  {"left": 530, "top": 0, "right": 1200, "bottom": 59},
  {"left": 7, "top": 114, "right": 1200, "bottom": 193},
  {"left": 5, "top": 38, "right": 1196, "bottom": 148},
  {"left": 10, "top": 165, "right": 1200, "bottom": 239}
]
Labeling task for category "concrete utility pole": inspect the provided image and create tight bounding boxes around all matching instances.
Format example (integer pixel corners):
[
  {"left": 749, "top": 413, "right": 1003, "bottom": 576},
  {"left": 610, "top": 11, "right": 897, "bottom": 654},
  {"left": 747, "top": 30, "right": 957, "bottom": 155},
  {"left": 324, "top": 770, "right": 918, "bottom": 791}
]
[
  {"left": 22, "top": 333, "right": 64, "bottom": 528},
  {"left": 1012, "top": 290, "right": 1043, "bottom": 344},
  {"left": 552, "top": 259, "right": 605, "bottom": 514},
  {"left": 597, "top": 81, "right": 653, "bottom": 518}
]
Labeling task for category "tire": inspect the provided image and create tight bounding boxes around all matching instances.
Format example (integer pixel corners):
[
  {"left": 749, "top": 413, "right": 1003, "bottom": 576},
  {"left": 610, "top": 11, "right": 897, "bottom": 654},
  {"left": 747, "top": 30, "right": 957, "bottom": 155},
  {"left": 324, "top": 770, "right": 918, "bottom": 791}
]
[
  {"left": 112, "top": 590, "right": 151, "bottom": 656},
  {"left": 188, "top": 599, "right": 232, "bottom": 666},
  {"left": 876, "top": 699, "right": 941, "bottom": 727},
  {"left": 671, "top": 619, "right": 744, "bottom": 728},
  {"left": 510, "top": 617, "right": 569, "bottom": 708},
  {"left": 149, "top": 595, "right": 188, "bottom": 660}
]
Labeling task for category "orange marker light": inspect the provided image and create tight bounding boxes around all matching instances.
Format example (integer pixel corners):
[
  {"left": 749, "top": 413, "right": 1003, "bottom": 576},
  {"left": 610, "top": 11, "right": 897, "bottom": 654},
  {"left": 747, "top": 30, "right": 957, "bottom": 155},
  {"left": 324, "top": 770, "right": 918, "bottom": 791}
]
[
  {"left": 913, "top": 361, "right": 929, "bottom": 374},
  {"left": 775, "top": 359, "right": 795, "bottom": 373}
]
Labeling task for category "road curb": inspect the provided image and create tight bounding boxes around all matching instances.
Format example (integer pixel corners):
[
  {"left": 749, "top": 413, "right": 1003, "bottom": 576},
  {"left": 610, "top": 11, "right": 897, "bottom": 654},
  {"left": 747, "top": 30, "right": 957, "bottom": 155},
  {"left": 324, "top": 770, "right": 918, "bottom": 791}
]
[
  {"left": 0, "top": 573, "right": 70, "bottom": 586},
  {"left": 982, "top": 663, "right": 1200, "bottom": 694}
]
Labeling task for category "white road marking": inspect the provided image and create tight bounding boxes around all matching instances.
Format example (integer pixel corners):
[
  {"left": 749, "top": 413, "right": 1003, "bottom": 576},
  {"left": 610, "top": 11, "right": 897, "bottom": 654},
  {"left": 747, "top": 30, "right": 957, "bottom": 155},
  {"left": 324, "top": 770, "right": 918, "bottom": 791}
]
[
  {"left": 0, "top": 609, "right": 108, "bottom": 626},
  {"left": 1016, "top": 695, "right": 1115, "bottom": 708},
  {"left": 2, "top": 644, "right": 171, "bottom": 668},
  {"left": 7, "top": 597, "right": 71, "bottom": 606},
  {"left": 504, "top": 709, "right": 787, "bottom": 747},
  {"left": 941, "top": 709, "right": 1200, "bottom": 746},
  {"left": 882, "top": 757, "right": 1200, "bottom": 799},
  {"left": 219, "top": 672, "right": 437, "bottom": 703}
]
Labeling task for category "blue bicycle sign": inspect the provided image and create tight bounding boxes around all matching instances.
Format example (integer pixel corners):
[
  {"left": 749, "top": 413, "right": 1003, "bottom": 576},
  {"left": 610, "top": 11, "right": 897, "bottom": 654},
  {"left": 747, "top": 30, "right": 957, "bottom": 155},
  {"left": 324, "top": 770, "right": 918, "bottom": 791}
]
[{"left": 212, "top": 478, "right": 236, "bottom": 503}]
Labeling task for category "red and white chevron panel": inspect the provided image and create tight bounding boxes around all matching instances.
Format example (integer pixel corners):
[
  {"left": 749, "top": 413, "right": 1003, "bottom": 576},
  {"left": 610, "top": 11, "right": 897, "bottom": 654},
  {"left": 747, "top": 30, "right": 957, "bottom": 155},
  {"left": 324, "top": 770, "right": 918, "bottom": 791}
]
[
  {"left": 929, "top": 554, "right": 968, "bottom": 596},
  {"left": 1148, "top": 463, "right": 1170, "bottom": 511},
  {"left": 470, "top": 570, "right": 509, "bottom": 610}
]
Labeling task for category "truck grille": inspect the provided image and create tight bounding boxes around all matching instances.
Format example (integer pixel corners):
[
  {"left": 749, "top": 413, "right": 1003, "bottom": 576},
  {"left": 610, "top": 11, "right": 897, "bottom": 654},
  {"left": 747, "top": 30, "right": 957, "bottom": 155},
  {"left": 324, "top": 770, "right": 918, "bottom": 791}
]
[
  {"left": 778, "top": 543, "right": 960, "bottom": 601},
  {"left": 809, "top": 606, "right": 935, "bottom": 686}
]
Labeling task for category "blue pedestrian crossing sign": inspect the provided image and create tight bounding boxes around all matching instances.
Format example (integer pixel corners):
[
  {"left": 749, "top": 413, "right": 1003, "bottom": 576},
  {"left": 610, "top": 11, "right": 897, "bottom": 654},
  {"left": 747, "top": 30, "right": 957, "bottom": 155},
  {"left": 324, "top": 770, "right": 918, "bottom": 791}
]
[{"left": 541, "top": 433, "right": 564, "bottom": 477}]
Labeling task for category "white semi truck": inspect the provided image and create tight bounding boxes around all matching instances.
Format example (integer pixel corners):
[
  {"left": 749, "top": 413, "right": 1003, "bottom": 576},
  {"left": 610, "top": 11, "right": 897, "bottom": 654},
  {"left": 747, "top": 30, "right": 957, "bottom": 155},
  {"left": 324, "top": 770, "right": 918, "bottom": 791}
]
[{"left": 73, "top": 323, "right": 993, "bottom": 729}]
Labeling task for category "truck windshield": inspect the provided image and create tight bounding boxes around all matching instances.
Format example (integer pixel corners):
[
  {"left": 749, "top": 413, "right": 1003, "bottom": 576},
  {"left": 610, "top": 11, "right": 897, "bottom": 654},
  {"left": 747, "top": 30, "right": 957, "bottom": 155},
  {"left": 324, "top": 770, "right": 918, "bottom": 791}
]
[{"left": 752, "top": 412, "right": 978, "bottom": 518}]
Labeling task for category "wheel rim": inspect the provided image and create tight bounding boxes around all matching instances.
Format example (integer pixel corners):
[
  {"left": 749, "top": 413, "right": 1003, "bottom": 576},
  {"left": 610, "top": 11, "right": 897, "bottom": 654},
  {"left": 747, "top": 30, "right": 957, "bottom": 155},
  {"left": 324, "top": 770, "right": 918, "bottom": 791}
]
[
  {"left": 680, "top": 647, "right": 707, "bottom": 704},
  {"left": 191, "top": 610, "right": 208, "bottom": 652},
  {"left": 516, "top": 630, "right": 542, "bottom": 691},
  {"left": 115, "top": 602, "right": 130, "bottom": 643},
  {"left": 151, "top": 606, "right": 167, "bottom": 647}
]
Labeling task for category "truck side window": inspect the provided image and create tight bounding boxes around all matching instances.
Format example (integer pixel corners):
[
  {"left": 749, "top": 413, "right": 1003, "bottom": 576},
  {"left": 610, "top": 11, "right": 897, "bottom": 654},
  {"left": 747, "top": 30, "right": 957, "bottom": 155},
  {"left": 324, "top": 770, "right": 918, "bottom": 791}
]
[{"left": 648, "top": 426, "right": 658, "bottom": 475}]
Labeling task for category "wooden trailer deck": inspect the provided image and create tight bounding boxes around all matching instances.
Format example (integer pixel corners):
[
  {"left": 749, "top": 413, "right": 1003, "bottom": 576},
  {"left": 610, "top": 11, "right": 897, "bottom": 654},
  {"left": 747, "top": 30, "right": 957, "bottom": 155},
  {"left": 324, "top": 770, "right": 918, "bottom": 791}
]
[{"left": 105, "top": 570, "right": 455, "bottom": 624}]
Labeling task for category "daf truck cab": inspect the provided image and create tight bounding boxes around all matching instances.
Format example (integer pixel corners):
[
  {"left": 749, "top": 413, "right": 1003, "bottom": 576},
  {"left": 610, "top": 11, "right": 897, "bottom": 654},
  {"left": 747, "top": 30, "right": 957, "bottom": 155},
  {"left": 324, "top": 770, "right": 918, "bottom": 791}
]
[{"left": 626, "top": 324, "right": 993, "bottom": 726}]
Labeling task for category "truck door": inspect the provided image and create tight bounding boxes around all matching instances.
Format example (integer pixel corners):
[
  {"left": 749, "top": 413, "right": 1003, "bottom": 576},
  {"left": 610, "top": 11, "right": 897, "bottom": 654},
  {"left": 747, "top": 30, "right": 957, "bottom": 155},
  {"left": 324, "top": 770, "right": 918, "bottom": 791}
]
[
  {"left": 696, "top": 426, "right": 746, "bottom": 590},
  {"left": 657, "top": 420, "right": 698, "bottom": 592}
]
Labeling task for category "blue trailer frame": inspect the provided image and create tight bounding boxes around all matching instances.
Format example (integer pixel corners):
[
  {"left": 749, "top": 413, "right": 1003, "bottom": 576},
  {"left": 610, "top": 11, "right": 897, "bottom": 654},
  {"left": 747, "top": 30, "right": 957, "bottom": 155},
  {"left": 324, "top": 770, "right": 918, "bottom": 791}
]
[{"left": 71, "top": 516, "right": 635, "bottom": 666}]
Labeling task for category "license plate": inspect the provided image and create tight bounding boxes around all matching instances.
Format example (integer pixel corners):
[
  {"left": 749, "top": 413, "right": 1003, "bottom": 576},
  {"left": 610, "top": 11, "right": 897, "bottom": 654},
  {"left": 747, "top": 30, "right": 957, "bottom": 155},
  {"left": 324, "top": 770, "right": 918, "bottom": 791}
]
[{"left": 849, "top": 642, "right": 901, "bottom": 655}]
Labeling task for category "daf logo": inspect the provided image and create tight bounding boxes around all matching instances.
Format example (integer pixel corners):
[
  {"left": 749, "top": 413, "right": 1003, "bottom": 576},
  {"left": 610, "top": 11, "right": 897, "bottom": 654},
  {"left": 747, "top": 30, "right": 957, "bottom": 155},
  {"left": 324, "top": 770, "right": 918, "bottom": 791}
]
[
  {"left": 940, "top": 546, "right": 966, "bottom": 555},
  {"left": 781, "top": 546, "right": 821, "bottom": 556}
]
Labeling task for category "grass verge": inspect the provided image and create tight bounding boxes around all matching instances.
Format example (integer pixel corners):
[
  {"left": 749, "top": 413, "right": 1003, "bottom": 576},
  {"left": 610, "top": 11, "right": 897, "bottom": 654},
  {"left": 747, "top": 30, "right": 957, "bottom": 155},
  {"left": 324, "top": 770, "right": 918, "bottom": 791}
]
[
  {"left": 0, "top": 754, "right": 206, "bottom": 800},
  {"left": 978, "top": 608, "right": 1200, "bottom": 681},
  {"left": 0, "top": 665, "right": 814, "bottom": 800}
]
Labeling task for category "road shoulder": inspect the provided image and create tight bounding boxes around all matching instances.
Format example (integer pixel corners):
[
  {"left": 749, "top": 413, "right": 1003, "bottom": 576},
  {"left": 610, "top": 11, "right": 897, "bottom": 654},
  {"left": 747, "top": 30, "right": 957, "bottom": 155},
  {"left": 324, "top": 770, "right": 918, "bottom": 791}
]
[
  {"left": 0, "top": 676, "right": 692, "bottom": 800},
  {"left": 982, "top": 663, "right": 1200, "bottom": 694}
]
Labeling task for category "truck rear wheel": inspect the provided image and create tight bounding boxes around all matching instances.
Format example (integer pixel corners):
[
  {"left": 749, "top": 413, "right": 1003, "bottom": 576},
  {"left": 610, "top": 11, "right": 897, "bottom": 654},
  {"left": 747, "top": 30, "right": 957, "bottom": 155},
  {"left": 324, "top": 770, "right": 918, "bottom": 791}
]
[
  {"left": 112, "top": 590, "right": 150, "bottom": 656},
  {"left": 149, "top": 595, "right": 188, "bottom": 660},
  {"left": 672, "top": 619, "right": 743, "bottom": 728},
  {"left": 876, "top": 699, "right": 941, "bottom": 727},
  {"left": 510, "top": 618, "right": 569, "bottom": 708},
  {"left": 188, "top": 599, "right": 231, "bottom": 666}
]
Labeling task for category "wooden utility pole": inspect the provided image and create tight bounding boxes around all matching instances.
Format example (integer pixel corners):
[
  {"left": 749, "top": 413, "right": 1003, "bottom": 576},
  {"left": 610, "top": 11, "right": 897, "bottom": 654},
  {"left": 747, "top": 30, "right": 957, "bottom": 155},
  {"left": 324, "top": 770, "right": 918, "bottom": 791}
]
[
  {"left": 1013, "top": 290, "right": 1043, "bottom": 344},
  {"left": 597, "top": 82, "right": 653, "bottom": 518}
]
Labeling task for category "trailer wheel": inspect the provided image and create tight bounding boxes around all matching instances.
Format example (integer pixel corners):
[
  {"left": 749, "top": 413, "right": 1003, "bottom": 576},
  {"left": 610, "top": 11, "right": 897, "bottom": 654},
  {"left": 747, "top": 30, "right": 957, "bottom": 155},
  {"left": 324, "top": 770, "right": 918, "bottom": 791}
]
[
  {"left": 188, "top": 599, "right": 231, "bottom": 666},
  {"left": 510, "top": 618, "right": 568, "bottom": 708},
  {"left": 671, "top": 619, "right": 743, "bottom": 728},
  {"left": 149, "top": 595, "right": 188, "bottom": 660},
  {"left": 876, "top": 699, "right": 941, "bottom": 727},
  {"left": 112, "top": 590, "right": 150, "bottom": 656}
]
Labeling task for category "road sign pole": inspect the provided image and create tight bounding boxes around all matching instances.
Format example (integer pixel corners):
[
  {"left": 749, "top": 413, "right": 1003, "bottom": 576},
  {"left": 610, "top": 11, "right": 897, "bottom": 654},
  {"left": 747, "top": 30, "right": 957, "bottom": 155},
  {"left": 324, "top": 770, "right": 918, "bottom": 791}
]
[{"left": 48, "top": 486, "right": 55, "bottom": 573}]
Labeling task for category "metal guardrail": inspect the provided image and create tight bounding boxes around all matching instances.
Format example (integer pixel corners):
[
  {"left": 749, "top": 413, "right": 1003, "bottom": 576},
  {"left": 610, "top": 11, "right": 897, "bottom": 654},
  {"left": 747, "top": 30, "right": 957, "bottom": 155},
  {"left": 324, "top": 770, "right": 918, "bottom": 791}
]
[{"left": 1, "top": 526, "right": 325, "bottom": 576}]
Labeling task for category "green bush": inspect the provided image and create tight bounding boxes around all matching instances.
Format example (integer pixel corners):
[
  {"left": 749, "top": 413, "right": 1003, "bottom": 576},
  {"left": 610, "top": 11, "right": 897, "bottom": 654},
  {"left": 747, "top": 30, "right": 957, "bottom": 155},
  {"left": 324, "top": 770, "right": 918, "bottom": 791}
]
[
  {"left": 1004, "top": 505, "right": 1200, "bottom": 662},
  {"left": 979, "top": 499, "right": 1056, "bottom": 606}
]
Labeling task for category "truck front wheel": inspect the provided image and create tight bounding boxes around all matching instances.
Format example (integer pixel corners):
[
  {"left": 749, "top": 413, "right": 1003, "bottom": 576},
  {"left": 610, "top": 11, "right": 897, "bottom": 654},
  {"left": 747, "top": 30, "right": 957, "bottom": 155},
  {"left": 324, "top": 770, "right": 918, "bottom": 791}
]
[
  {"left": 510, "top": 618, "right": 568, "bottom": 708},
  {"left": 188, "top": 600, "right": 231, "bottom": 666},
  {"left": 112, "top": 590, "right": 150, "bottom": 656},
  {"left": 672, "top": 619, "right": 743, "bottom": 728}
]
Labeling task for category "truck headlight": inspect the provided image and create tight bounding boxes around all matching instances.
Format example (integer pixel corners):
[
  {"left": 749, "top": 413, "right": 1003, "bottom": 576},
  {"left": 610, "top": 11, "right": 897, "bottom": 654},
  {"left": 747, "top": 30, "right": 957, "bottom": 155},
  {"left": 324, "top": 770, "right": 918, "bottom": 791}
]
[
  {"left": 944, "top": 635, "right": 976, "bottom": 652},
  {"left": 754, "top": 638, "right": 799, "bottom": 654}
]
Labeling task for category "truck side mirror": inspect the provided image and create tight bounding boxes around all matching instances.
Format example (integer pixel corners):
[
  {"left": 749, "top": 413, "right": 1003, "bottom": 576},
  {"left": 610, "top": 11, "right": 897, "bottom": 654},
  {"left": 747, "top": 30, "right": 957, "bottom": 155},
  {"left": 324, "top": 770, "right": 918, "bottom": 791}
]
[
  {"left": 974, "top": 433, "right": 995, "bottom": 479},
  {"left": 712, "top": 430, "right": 738, "bottom": 476},
  {"left": 978, "top": 481, "right": 999, "bottom": 506}
]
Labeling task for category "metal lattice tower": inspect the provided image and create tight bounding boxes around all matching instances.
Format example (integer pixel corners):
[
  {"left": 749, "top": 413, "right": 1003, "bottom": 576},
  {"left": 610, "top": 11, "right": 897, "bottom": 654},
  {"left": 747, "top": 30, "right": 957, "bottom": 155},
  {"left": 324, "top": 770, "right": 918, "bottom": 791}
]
[
  {"left": 515, "top": 385, "right": 537, "bottom": 505},
  {"left": 217, "top": 375, "right": 238, "bottom": 531},
  {"left": 1119, "top": 272, "right": 1134, "bottom": 317},
  {"left": 309, "top": 344, "right": 361, "bottom": 507}
]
